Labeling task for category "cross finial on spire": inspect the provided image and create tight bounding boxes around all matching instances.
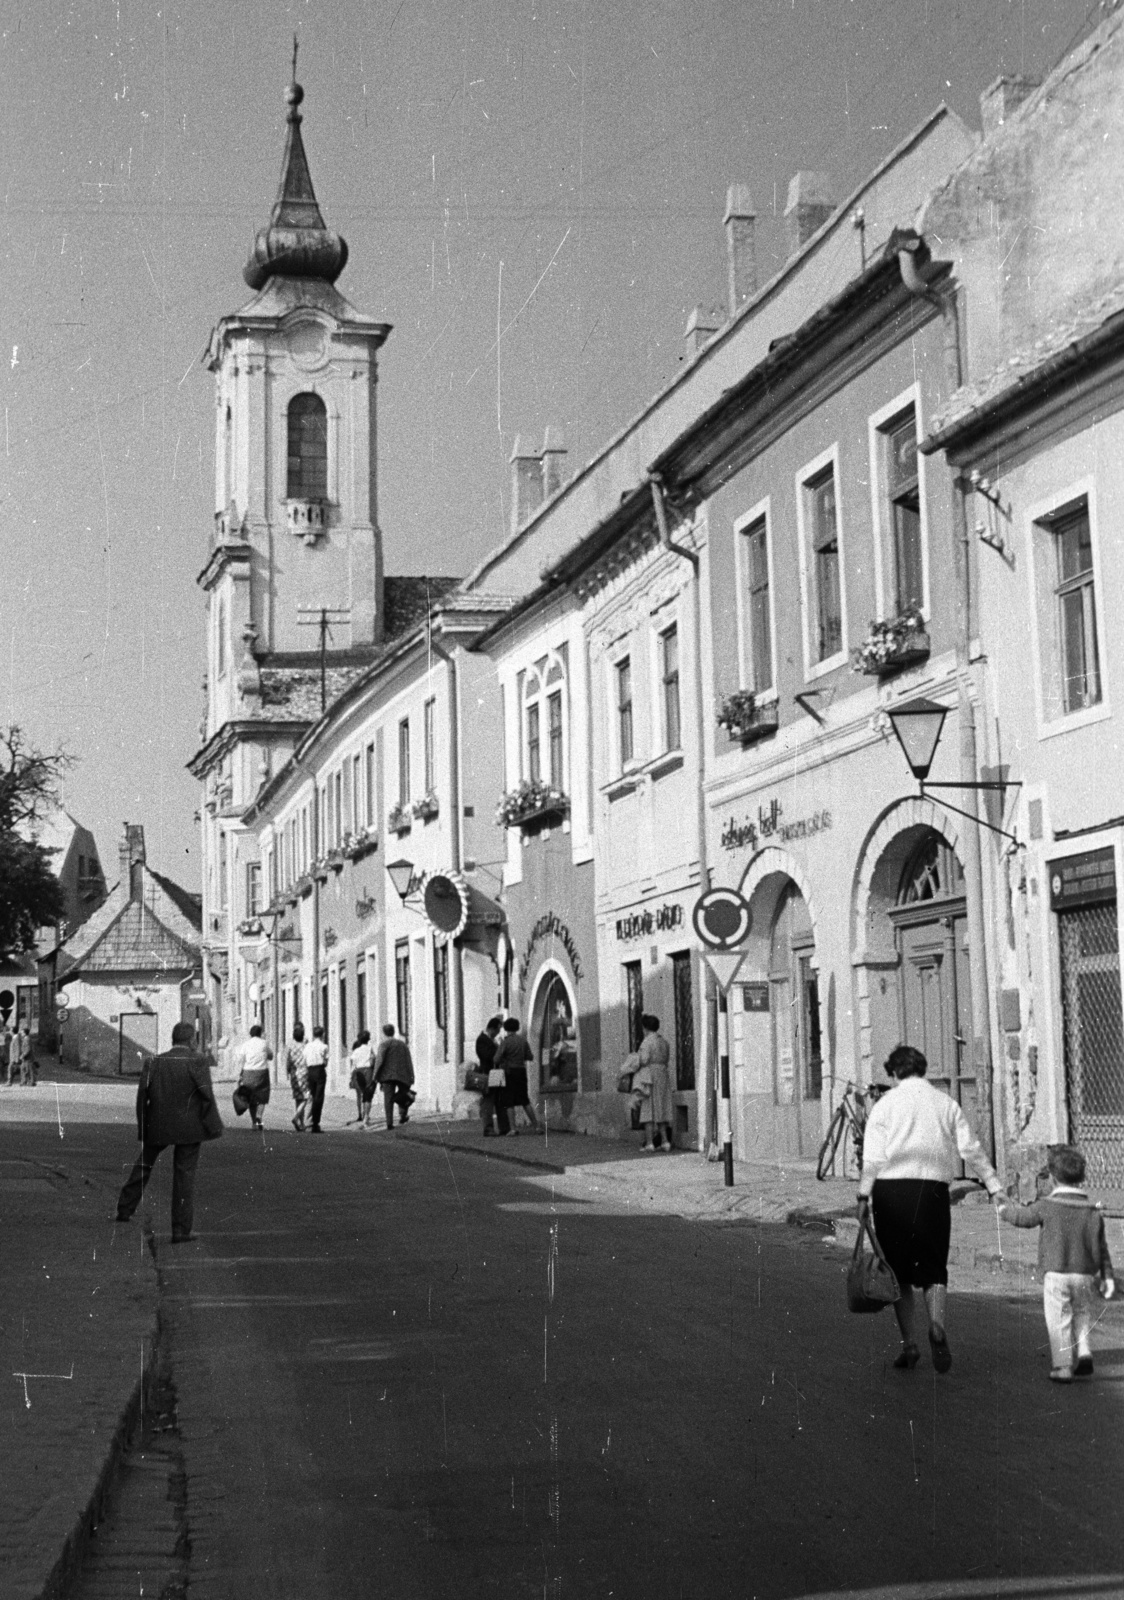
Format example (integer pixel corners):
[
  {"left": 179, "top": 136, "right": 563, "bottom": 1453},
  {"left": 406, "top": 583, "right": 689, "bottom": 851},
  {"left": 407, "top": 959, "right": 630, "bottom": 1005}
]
[{"left": 291, "top": 33, "right": 298, "bottom": 82}]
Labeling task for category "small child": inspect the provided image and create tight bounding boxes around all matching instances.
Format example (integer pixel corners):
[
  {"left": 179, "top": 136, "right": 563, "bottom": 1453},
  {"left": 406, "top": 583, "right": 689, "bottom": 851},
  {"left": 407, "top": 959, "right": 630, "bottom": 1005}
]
[{"left": 999, "top": 1145, "right": 1115, "bottom": 1382}]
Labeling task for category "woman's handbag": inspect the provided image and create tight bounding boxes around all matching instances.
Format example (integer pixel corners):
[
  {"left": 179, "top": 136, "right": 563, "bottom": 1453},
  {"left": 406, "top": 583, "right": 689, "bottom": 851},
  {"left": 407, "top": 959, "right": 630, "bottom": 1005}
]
[
  {"left": 847, "top": 1212, "right": 901, "bottom": 1313},
  {"left": 487, "top": 1067, "right": 506, "bottom": 1089},
  {"left": 465, "top": 1068, "right": 489, "bottom": 1093},
  {"left": 232, "top": 1084, "right": 250, "bottom": 1117},
  {"left": 616, "top": 1070, "right": 634, "bottom": 1093}
]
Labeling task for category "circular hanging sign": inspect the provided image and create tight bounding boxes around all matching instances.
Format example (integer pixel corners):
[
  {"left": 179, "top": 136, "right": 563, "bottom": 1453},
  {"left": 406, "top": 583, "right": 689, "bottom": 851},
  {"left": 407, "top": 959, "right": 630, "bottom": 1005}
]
[
  {"left": 423, "top": 872, "right": 470, "bottom": 939},
  {"left": 691, "top": 887, "right": 752, "bottom": 950}
]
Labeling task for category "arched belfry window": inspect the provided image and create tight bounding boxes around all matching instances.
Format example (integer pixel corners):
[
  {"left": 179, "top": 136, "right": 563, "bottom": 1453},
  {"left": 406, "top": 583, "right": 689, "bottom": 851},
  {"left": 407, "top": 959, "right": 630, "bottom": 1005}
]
[{"left": 287, "top": 393, "right": 328, "bottom": 501}]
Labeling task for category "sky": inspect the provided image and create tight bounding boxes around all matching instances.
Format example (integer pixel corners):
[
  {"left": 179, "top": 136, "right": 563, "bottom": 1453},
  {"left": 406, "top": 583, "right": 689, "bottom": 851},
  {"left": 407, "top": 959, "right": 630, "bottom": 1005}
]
[{"left": 0, "top": 0, "right": 1101, "bottom": 881}]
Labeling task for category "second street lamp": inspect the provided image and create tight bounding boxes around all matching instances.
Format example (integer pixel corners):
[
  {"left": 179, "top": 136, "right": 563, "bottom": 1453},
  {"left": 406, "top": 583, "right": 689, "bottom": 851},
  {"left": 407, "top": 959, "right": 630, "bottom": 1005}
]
[{"left": 886, "top": 696, "right": 1020, "bottom": 847}]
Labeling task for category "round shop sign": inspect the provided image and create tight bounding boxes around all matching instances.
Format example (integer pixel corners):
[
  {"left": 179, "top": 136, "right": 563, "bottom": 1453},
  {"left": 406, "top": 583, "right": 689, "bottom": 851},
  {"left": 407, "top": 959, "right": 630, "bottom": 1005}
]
[
  {"left": 691, "top": 887, "right": 752, "bottom": 950},
  {"left": 423, "top": 871, "right": 470, "bottom": 938}
]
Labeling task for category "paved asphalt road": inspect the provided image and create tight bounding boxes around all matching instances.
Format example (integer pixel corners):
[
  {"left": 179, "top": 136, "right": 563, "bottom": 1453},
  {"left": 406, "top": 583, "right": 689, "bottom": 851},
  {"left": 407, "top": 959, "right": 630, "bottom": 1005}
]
[{"left": 31, "top": 1119, "right": 1124, "bottom": 1599}]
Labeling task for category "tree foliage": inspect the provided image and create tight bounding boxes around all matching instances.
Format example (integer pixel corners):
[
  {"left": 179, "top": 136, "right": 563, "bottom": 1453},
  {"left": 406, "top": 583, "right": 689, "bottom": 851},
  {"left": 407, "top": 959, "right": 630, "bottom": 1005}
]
[{"left": 0, "top": 728, "right": 73, "bottom": 957}]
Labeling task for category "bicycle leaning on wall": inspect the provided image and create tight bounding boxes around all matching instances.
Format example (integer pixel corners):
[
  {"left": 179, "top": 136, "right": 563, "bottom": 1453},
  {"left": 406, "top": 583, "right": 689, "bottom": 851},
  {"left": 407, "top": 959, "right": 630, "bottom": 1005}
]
[{"left": 816, "top": 1080, "right": 888, "bottom": 1181}]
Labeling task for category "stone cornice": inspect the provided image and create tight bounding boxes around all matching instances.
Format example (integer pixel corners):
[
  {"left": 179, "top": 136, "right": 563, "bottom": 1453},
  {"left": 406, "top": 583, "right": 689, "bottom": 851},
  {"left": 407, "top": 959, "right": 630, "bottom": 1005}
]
[
  {"left": 197, "top": 541, "right": 252, "bottom": 592},
  {"left": 188, "top": 718, "right": 312, "bottom": 778}
]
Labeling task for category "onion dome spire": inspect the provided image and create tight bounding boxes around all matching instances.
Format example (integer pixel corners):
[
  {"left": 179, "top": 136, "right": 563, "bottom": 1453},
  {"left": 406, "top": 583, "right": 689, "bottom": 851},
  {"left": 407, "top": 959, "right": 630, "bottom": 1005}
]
[{"left": 242, "top": 56, "right": 349, "bottom": 292}]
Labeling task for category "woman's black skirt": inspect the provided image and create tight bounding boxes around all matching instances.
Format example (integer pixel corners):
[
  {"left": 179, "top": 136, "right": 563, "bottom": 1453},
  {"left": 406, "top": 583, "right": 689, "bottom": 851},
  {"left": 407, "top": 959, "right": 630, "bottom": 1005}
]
[
  {"left": 871, "top": 1178, "right": 951, "bottom": 1289},
  {"left": 239, "top": 1069, "right": 271, "bottom": 1110}
]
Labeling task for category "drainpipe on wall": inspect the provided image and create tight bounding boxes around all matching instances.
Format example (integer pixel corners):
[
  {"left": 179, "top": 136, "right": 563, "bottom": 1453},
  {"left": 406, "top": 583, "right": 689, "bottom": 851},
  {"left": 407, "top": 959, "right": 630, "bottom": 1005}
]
[
  {"left": 897, "top": 238, "right": 1004, "bottom": 1179},
  {"left": 649, "top": 474, "right": 714, "bottom": 1156},
  {"left": 427, "top": 625, "right": 467, "bottom": 1072}
]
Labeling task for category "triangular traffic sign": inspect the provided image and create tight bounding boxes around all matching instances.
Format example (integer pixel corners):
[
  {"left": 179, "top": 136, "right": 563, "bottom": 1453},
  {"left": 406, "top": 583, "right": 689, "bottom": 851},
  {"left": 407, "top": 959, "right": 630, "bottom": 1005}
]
[{"left": 702, "top": 948, "right": 749, "bottom": 993}]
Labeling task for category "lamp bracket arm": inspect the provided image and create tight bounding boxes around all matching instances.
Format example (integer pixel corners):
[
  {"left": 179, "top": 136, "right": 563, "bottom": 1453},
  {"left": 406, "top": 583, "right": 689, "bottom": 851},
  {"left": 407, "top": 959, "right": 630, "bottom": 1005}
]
[{"left": 918, "top": 787, "right": 1022, "bottom": 849}]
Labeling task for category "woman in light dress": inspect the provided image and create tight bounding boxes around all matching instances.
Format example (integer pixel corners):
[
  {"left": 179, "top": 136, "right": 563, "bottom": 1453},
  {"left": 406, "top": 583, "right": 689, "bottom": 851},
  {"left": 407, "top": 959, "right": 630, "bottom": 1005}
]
[{"left": 636, "top": 1013, "right": 674, "bottom": 1153}]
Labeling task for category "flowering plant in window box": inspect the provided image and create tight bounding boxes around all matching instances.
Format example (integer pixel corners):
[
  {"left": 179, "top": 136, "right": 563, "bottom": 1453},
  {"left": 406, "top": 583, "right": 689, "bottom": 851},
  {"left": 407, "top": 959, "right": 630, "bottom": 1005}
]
[
  {"left": 716, "top": 689, "right": 779, "bottom": 745},
  {"left": 387, "top": 801, "right": 413, "bottom": 835},
  {"left": 495, "top": 779, "right": 570, "bottom": 831},
  {"left": 343, "top": 826, "right": 379, "bottom": 862},
  {"left": 412, "top": 790, "right": 440, "bottom": 823},
  {"left": 851, "top": 607, "right": 930, "bottom": 676}
]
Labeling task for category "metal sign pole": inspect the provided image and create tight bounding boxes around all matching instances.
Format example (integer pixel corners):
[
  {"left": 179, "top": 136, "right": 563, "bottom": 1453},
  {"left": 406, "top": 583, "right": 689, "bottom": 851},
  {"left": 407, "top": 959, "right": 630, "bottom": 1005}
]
[{"left": 717, "top": 987, "right": 734, "bottom": 1187}]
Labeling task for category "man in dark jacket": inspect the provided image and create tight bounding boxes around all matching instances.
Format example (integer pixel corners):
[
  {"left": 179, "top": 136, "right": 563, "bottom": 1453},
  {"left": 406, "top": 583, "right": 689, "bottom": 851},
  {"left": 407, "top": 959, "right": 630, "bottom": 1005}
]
[
  {"left": 373, "top": 1023, "right": 415, "bottom": 1130},
  {"left": 475, "top": 1015, "right": 508, "bottom": 1137},
  {"left": 115, "top": 1021, "right": 223, "bottom": 1242}
]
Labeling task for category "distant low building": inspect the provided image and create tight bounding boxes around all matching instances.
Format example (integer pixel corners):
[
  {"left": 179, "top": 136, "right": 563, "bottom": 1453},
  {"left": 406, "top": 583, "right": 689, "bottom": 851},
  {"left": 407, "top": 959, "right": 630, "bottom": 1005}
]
[{"left": 43, "top": 823, "right": 203, "bottom": 1075}]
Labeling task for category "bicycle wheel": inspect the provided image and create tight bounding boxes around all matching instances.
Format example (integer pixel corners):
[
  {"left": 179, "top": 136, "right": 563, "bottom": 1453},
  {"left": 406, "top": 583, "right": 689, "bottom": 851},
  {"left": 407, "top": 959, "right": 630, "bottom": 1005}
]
[{"left": 816, "top": 1104, "right": 847, "bottom": 1180}]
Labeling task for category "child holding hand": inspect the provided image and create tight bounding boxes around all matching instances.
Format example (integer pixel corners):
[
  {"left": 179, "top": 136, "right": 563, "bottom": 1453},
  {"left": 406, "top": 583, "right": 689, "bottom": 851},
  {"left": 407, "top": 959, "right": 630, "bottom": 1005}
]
[{"left": 999, "top": 1145, "right": 1115, "bottom": 1382}]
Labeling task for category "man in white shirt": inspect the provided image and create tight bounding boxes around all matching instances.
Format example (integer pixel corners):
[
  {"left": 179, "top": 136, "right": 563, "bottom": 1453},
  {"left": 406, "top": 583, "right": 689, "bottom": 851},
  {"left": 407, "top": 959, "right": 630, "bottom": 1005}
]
[{"left": 303, "top": 1025, "right": 329, "bottom": 1134}]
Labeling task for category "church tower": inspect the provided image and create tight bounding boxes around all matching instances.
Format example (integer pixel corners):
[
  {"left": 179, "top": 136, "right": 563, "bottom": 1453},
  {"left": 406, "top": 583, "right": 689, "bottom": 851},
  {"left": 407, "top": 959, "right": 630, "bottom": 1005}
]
[{"left": 190, "top": 68, "right": 391, "bottom": 1057}]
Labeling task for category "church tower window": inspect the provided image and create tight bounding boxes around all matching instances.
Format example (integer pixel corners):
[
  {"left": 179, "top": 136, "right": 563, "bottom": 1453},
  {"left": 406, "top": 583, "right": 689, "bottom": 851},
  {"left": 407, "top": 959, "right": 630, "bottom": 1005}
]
[{"left": 287, "top": 393, "right": 328, "bottom": 501}]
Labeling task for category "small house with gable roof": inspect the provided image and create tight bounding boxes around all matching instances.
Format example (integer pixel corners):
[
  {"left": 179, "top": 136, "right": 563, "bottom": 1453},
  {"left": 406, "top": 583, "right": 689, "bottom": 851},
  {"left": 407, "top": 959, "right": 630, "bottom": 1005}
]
[{"left": 48, "top": 823, "right": 203, "bottom": 1075}]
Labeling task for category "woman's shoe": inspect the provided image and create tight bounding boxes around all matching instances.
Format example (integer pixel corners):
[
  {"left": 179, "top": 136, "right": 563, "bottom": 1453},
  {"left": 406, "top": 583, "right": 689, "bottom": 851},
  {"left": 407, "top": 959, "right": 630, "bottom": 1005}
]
[
  {"left": 1074, "top": 1356, "right": 1094, "bottom": 1377},
  {"left": 928, "top": 1328, "right": 952, "bottom": 1373},
  {"left": 291, "top": 1116, "right": 303, "bottom": 1132},
  {"left": 1049, "top": 1366, "right": 1074, "bottom": 1383},
  {"left": 892, "top": 1343, "right": 921, "bottom": 1370}
]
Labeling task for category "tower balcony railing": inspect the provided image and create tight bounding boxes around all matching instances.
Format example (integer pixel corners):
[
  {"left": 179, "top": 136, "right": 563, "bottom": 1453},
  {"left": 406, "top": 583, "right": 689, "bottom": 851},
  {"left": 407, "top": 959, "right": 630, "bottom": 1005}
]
[{"left": 285, "top": 499, "right": 328, "bottom": 544}]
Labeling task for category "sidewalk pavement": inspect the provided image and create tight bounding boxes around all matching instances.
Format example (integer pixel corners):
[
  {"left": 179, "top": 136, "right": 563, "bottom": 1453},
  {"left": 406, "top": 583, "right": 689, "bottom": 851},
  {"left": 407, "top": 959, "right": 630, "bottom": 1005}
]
[{"left": 0, "top": 1140, "right": 158, "bottom": 1600}]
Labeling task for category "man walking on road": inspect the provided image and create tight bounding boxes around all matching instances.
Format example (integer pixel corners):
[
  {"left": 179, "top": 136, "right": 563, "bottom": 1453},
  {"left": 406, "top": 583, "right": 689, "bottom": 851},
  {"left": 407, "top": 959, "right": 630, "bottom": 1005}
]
[
  {"left": 303, "top": 1024, "right": 328, "bottom": 1133},
  {"left": 115, "top": 1021, "right": 223, "bottom": 1242},
  {"left": 373, "top": 1023, "right": 415, "bottom": 1129}
]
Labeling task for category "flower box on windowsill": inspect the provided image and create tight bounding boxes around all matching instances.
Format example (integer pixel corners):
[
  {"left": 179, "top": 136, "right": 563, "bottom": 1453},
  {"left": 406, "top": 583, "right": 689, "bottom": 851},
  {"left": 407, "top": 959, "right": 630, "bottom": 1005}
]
[
  {"left": 387, "top": 802, "right": 413, "bottom": 836},
  {"left": 852, "top": 610, "right": 931, "bottom": 677},
  {"left": 716, "top": 691, "right": 779, "bottom": 747},
  {"left": 344, "top": 827, "right": 379, "bottom": 862},
  {"left": 412, "top": 792, "right": 440, "bottom": 824},
  {"left": 495, "top": 780, "right": 570, "bottom": 835}
]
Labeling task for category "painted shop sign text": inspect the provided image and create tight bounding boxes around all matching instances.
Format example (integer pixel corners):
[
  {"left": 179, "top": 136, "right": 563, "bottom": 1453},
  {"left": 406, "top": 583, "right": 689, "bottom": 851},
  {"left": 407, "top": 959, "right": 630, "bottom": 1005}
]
[
  {"left": 615, "top": 903, "right": 684, "bottom": 941},
  {"left": 721, "top": 797, "right": 832, "bottom": 853},
  {"left": 519, "top": 912, "right": 584, "bottom": 990}
]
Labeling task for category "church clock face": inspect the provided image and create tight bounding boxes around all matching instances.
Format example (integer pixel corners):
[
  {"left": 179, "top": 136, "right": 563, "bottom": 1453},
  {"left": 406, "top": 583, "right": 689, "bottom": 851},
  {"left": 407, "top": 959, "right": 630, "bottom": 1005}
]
[{"left": 286, "top": 321, "right": 330, "bottom": 372}]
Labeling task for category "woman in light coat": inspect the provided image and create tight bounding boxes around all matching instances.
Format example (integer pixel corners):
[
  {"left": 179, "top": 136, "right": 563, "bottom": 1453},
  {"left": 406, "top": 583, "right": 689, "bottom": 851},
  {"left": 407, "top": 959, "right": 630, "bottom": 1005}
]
[{"left": 637, "top": 1014, "right": 674, "bottom": 1153}]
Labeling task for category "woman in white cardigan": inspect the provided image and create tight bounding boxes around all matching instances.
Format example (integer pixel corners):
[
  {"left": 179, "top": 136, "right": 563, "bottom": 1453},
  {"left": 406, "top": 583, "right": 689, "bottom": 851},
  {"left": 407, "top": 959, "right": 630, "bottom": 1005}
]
[{"left": 858, "top": 1044, "right": 1004, "bottom": 1373}]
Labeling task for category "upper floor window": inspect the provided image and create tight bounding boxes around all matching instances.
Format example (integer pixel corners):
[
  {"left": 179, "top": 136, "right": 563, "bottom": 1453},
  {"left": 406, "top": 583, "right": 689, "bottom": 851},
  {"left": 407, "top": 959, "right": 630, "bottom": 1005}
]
[
  {"left": 398, "top": 719, "right": 411, "bottom": 805},
  {"left": 884, "top": 408, "right": 923, "bottom": 615},
  {"left": 287, "top": 393, "right": 328, "bottom": 501},
  {"left": 522, "top": 653, "right": 568, "bottom": 790},
  {"left": 1053, "top": 501, "right": 1101, "bottom": 714},
  {"left": 660, "top": 625, "right": 681, "bottom": 751},
  {"left": 740, "top": 511, "right": 773, "bottom": 692},
  {"left": 216, "top": 595, "right": 228, "bottom": 677},
  {"left": 424, "top": 698, "right": 436, "bottom": 794},
  {"left": 365, "top": 743, "right": 375, "bottom": 827},
  {"left": 616, "top": 657, "right": 634, "bottom": 766},
  {"left": 806, "top": 464, "right": 842, "bottom": 663}
]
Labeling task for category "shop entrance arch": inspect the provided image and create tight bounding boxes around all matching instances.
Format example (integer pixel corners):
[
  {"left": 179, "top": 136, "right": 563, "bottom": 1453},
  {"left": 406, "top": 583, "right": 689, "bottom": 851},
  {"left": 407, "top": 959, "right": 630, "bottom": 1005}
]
[
  {"left": 768, "top": 881, "right": 822, "bottom": 1158},
  {"left": 529, "top": 964, "right": 578, "bottom": 1097}
]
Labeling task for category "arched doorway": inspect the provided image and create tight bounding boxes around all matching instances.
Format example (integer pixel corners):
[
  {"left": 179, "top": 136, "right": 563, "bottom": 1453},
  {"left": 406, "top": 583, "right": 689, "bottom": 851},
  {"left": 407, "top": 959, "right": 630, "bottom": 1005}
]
[
  {"left": 532, "top": 967, "right": 578, "bottom": 1096},
  {"left": 888, "top": 830, "right": 976, "bottom": 1119},
  {"left": 768, "top": 882, "right": 822, "bottom": 1157}
]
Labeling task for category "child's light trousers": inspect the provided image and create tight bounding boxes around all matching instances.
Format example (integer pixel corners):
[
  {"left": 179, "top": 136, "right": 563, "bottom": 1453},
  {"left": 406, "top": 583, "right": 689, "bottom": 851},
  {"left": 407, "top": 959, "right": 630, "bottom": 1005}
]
[{"left": 1042, "top": 1271, "right": 1098, "bottom": 1370}]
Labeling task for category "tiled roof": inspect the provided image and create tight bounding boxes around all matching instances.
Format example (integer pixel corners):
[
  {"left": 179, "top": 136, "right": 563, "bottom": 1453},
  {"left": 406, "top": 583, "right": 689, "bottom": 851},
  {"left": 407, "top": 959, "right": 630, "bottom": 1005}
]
[
  {"left": 258, "top": 665, "right": 367, "bottom": 722},
  {"left": 59, "top": 864, "right": 201, "bottom": 978}
]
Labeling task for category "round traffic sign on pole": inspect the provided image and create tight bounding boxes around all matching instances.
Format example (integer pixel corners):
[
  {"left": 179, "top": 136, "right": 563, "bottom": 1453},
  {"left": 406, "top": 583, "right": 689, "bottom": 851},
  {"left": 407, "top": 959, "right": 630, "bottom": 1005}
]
[{"left": 691, "top": 887, "right": 752, "bottom": 950}]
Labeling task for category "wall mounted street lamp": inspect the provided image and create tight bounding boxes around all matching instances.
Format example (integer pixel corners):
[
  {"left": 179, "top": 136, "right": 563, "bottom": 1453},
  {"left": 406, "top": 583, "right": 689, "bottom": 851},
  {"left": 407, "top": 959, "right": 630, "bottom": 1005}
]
[
  {"left": 386, "top": 858, "right": 425, "bottom": 904},
  {"left": 885, "top": 696, "right": 1021, "bottom": 848}
]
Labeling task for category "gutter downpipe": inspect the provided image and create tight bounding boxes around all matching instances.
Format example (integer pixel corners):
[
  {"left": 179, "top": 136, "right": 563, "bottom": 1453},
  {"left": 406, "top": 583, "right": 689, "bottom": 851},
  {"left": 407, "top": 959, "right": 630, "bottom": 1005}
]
[
  {"left": 898, "top": 243, "right": 1003, "bottom": 1177},
  {"left": 428, "top": 624, "right": 467, "bottom": 1072},
  {"left": 649, "top": 475, "right": 714, "bottom": 1158}
]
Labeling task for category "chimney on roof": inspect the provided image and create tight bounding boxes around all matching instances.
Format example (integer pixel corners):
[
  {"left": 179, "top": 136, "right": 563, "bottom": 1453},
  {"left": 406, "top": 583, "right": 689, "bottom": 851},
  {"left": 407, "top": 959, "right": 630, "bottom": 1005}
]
[
  {"left": 724, "top": 184, "right": 757, "bottom": 316},
  {"left": 510, "top": 435, "right": 544, "bottom": 534},
  {"left": 785, "top": 171, "right": 835, "bottom": 255},
  {"left": 118, "top": 822, "right": 146, "bottom": 902},
  {"left": 684, "top": 305, "right": 723, "bottom": 358},
  {"left": 541, "top": 426, "right": 567, "bottom": 501},
  {"left": 979, "top": 74, "right": 1040, "bottom": 136}
]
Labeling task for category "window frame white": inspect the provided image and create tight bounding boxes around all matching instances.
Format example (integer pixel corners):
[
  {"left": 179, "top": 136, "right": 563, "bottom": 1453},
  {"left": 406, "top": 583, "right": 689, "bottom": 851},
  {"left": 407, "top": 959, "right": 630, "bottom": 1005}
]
[
  {"left": 868, "top": 384, "right": 930, "bottom": 623},
  {"left": 733, "top": 495, "right": 778, "bottom": 699},
  {"left": 795, "top": 443, "right": 849, "bottom": 680},
  {"left": 1025, "top": 475, "right": 1111, "bottom": 741},
  {"left": 521, "top": 649, "right": 570, "bottom": 794}
]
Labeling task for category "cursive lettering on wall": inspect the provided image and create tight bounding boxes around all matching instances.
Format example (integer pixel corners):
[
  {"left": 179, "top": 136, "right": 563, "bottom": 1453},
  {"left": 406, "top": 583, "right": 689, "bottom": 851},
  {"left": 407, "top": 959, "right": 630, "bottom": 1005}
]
[
  {"left": 615, "top": 902, "right": 684, "bottom": 941},
  {"left": 519, "top": 912, "right": 583, "bottom": 991},
  {"left": 720, "top": 796, "right": 831, "bottom": 852}
]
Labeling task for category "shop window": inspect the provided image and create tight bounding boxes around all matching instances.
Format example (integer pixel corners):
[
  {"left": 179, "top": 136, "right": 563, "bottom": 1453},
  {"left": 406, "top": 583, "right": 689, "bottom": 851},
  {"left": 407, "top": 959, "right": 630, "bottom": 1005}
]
[
  {"left": 357, "top": 967, "right": 367, "bottom": 1036},
  {"left": 539, "top": 973, "right": 578, "bottom": 1093},
  {"left": 433, "top": 940, "right": 449, "bottom": 1062},
  {"left": 286, "top": 392, "right": 328, "bottom": 500},
  {"left": 672, "top": 951, "right": 695, "bottom": 1090},
  {"left": 768, "top": 883, "right": 819, "bottom": 1104},
  {"left": 740, "top": 511, "right": 773, "bottom": 692},
  {"left": 1060, "top": 898, "right": 1124, "bottom": 1186},
  {"left": 661, "top": 625, "right": 681, "bottom": 752},
  {"left": 616, "top": 657, "right": 634, "bottom": 766},
  {"left": 395, "top": 940, "right": 411, "bottom": 1042},
  {"left": 624, "top": 959, "right": 644, "bottom": 1052}
]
